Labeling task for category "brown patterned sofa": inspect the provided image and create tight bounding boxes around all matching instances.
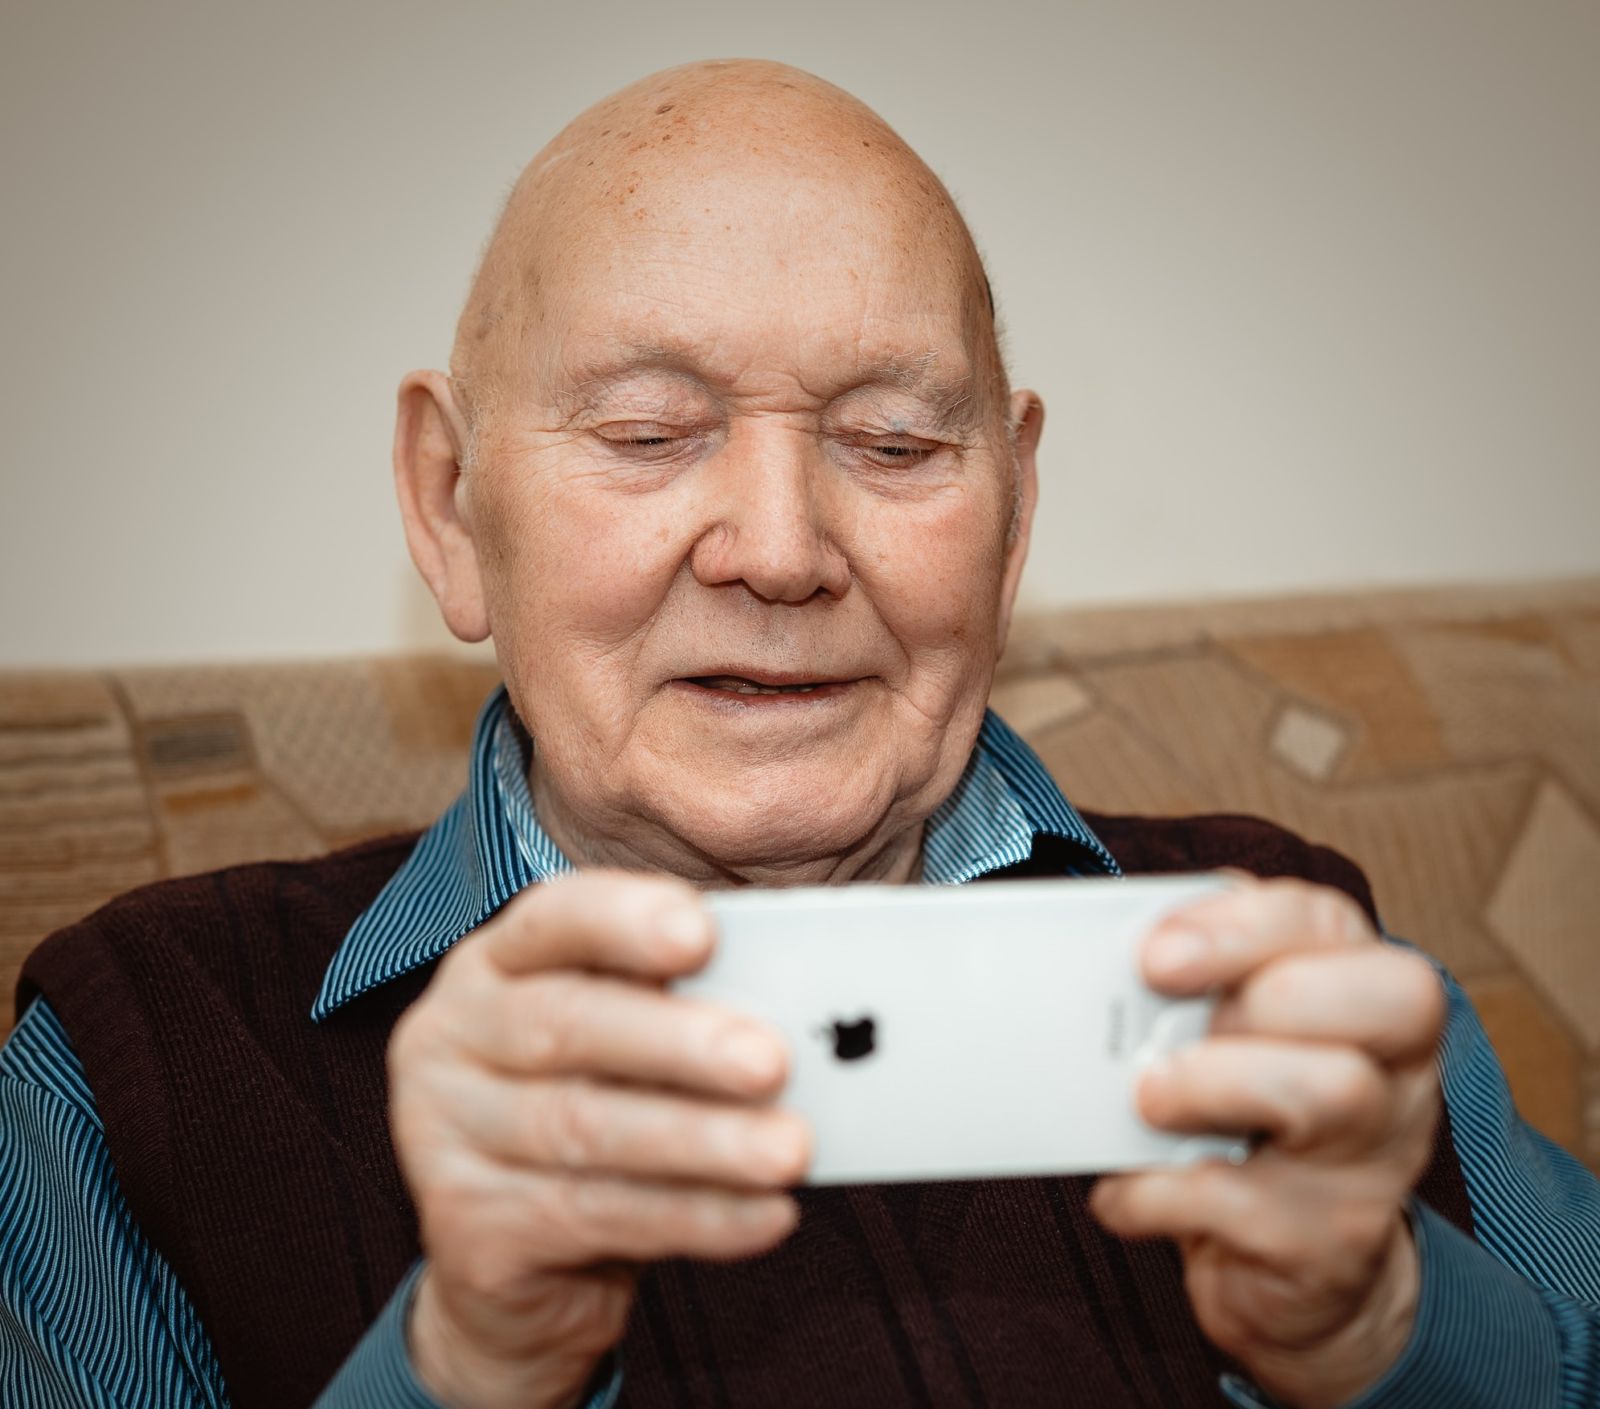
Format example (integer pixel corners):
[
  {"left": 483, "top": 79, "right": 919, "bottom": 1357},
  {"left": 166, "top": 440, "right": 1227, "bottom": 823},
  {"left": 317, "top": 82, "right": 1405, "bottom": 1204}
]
[{"left": 5, "top": 579, "right": 1597, "bottom": 1172}]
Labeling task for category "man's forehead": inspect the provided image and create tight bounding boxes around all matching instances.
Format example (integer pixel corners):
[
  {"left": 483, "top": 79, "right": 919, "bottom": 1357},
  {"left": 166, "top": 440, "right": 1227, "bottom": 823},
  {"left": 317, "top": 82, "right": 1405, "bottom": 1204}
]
[{"left": 453, "top": 61, "right": 1005, "bottom": 422}]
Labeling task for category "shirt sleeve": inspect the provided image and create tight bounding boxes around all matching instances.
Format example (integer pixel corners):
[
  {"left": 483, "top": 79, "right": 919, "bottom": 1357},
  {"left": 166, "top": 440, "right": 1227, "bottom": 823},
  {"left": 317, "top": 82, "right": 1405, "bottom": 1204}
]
[
  {"left": 0, "top": 997, "right": 228, "bottom": 1408},
  {"left": 316, "top": 1259, "right": 622, "bottom": 1409},
  {"left": 0, "top": 997, "right": 621, "bottom": 1409},
  {"left": 1219, "top": 945, "right": 1600, "bottom": 1409}
]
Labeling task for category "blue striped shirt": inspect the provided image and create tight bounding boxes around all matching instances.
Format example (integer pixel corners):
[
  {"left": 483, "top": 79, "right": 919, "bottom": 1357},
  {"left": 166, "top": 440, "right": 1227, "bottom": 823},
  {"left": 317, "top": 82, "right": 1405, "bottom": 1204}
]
[{"left": 2, "top": 688, "right": 1596, "bottom": 1407}]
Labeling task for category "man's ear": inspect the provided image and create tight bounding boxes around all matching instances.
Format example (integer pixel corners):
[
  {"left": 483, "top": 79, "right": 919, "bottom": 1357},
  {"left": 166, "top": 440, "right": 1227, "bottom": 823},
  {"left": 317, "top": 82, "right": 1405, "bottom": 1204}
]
[
  {"left": 995, "top": 389, "right": 1042, "bottom": 654},
  {"left": 393, "top": 370, "right": 490, "bottom": 643}
]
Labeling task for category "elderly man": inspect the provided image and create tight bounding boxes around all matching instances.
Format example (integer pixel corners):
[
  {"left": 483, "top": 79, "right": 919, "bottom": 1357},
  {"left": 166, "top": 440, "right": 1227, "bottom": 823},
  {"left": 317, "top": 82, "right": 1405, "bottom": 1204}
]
[{"left": 4, "top": 60, "right": 1598, "bottom": 1409}]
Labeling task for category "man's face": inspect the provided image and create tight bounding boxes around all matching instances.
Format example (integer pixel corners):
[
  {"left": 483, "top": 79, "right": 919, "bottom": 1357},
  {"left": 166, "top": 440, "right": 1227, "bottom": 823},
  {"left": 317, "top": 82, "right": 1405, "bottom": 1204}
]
[{"left": 460, "top": 158, "right": 1033, "bottom": 879}]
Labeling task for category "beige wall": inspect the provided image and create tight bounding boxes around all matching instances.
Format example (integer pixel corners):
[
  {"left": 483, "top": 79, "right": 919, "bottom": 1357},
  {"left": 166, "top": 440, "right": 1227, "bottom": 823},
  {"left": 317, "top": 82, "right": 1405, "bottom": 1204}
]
[{"left": 2, "top": 0, "right": 1596, "bottom": 667}]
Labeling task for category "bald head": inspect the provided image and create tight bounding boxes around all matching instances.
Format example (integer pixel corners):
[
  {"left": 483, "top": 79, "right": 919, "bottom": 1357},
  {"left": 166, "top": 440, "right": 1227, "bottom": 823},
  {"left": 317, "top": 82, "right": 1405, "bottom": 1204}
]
[
  {"left": 450, "top": 60, "right": 1005, "bottom": 439},
  {"left": 394, "top": 60, "right": 1044, "bottom": 884}
]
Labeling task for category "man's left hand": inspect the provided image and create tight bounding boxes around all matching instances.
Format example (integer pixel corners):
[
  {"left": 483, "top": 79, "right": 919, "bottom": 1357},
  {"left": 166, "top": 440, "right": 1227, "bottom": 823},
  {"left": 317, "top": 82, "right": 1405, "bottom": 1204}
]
[{"left": 1090, "top": 878, "right": 1447, "bottom": 1409}]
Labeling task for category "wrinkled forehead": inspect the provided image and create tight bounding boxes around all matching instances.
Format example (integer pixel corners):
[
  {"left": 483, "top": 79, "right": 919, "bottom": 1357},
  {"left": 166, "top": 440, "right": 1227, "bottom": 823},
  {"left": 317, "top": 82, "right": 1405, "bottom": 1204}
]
[
  {"left": 518, "top": 163, "right": 985, "bottom": 412},
  {"left": 451, "top": 74, "right": 998, "bottom": 419}
]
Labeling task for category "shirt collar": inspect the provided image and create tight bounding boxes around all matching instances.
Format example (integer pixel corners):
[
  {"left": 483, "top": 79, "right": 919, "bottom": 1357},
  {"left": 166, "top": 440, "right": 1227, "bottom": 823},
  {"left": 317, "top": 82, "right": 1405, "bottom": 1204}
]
[{"left": 313, "top": 685, "right": 1119, "bottom": 1020}]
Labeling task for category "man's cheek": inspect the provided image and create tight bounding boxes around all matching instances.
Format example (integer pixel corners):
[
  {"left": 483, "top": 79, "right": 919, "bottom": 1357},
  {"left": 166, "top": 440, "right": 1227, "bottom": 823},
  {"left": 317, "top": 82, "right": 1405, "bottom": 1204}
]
[
  {"left": 515, "top": 547, "right": 663, "bottom": 651},
  {"left": 864, "top": 514, "right": 1004, "bottom": 642},
  {"left": 491, "top": 490, "right": 674, "bottom": 635}
]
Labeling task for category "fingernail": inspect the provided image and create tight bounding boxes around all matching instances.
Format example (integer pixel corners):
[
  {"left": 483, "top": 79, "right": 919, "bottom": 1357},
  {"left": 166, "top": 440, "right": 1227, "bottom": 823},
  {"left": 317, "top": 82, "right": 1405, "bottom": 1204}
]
[
  {"left": 1148, "top": 928, "right": 1209, "bottom": 975},
  {"left": 752, "top": 1118, "right": 806, "bottom": 1175},
  {"left": 1140, "top": 1055, "right": 1174, "bottom": 1090},
  {"left": 739, "top": 1195, "right": 797, "bottom": 1230},
  {"left": 719, "top": 1026, "right": 782, "bottom": 1084},
  {"left": 1089, "top": 1178, "right": 1120, "bottom": 1215},
  {"left": 658, "top": 904, "right": 708, "bottom": 952},
  {"left": 1138, "top": 1057, "right": 1173, "bottom": 1118}
]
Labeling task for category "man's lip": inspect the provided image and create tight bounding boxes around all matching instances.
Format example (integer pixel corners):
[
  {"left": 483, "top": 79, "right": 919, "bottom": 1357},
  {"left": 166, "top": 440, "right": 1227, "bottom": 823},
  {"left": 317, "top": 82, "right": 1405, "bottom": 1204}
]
[{"left": 674, "top": 668, "right": 863, "bottom": 688}]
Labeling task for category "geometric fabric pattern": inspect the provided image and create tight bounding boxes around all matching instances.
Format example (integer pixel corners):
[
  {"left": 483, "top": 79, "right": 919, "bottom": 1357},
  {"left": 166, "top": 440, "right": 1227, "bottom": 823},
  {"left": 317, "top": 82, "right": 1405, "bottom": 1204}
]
[{"left": 3, "top": 578, "right": 1597, "bottom": 1172}]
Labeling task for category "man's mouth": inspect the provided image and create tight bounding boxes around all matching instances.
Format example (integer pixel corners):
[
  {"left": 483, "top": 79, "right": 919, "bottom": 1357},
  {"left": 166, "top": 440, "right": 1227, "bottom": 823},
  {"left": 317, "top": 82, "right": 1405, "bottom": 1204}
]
[
  {"left": 687, "top": 674, "right": 832, "bottom": 696},
  {"left": 673, "top": 669, "right": 863, "bottom": 703}
]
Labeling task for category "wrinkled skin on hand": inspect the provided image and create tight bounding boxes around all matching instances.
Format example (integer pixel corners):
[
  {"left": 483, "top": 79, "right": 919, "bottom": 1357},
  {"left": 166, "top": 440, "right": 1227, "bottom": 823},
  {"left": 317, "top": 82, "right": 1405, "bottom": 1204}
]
[
  {"left": 389, "top": 872, "right": 808, "bottom": 1409},
  {"left": 1092, "top": 877, "right": 1446, "bottom": 1409}
]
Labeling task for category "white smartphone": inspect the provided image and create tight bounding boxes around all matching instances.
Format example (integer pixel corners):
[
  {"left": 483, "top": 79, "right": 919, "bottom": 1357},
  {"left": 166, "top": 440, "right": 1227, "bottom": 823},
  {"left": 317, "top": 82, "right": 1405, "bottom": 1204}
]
[{"left": 680, "top": 874, "right": 1249, "bottom": 1185}]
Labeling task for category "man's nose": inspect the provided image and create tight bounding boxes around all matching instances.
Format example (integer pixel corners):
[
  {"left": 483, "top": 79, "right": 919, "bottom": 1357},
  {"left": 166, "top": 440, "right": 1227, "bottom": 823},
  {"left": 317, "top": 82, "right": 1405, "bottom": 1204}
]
[{"left": 688, "top": 426, "right": 852, "bottom": 604}]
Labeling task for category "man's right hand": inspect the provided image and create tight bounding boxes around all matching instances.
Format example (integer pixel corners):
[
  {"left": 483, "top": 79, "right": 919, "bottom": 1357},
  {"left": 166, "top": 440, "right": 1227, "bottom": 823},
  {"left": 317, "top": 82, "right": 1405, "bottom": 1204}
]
[{"left": 387, "top": 871, "right": 809, "bottom": 1409}]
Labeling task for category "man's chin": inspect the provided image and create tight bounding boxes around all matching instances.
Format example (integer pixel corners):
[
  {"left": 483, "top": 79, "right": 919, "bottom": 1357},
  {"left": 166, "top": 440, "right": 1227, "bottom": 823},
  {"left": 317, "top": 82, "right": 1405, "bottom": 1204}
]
[{"left": 646, "top": 766, "right": 908, "bottom": 881}]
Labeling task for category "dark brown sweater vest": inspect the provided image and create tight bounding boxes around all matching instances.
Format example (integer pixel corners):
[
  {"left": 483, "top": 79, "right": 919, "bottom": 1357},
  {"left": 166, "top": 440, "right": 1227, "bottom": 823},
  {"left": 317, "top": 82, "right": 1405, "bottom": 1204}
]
[{"left": 18, "top": 813, "right": 1475, "bottom": 1409}]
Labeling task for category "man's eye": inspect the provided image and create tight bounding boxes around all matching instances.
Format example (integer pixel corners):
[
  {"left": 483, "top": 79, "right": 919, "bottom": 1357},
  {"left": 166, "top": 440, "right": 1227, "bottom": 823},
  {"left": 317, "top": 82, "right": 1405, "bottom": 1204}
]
[
  {"left": 595, "top": 425, "right": 694, "bottom": 457},
  {"left": 856, "top": 439, "right": 939, "bottom": 467}
]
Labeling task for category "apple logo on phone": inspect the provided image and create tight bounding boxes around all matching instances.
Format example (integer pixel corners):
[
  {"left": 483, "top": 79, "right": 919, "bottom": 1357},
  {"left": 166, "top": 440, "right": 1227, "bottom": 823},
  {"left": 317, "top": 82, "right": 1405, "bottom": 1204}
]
[{"left": 821, "top": 1015, "right": 876, "bottom": 1062}]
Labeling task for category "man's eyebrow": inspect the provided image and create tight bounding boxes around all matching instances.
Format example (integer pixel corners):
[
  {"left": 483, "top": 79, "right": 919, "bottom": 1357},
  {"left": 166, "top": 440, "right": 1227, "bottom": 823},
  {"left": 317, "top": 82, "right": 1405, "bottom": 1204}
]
[
  {"left": 843, "top": 359, "right": 982, "bottom": 431},
  {"left": 549, "top": 344, "right": 699, "bottom": 416},
  {"left": 549, "top": 345, "right": 984, "bottom": 429}
]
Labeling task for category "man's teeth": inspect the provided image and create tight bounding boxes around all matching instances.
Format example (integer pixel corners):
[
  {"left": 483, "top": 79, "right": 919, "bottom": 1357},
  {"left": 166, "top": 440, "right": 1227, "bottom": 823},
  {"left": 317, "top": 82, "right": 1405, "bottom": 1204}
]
[{"left": 697, "top": 675, "right": 824, "bottom": 695}]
